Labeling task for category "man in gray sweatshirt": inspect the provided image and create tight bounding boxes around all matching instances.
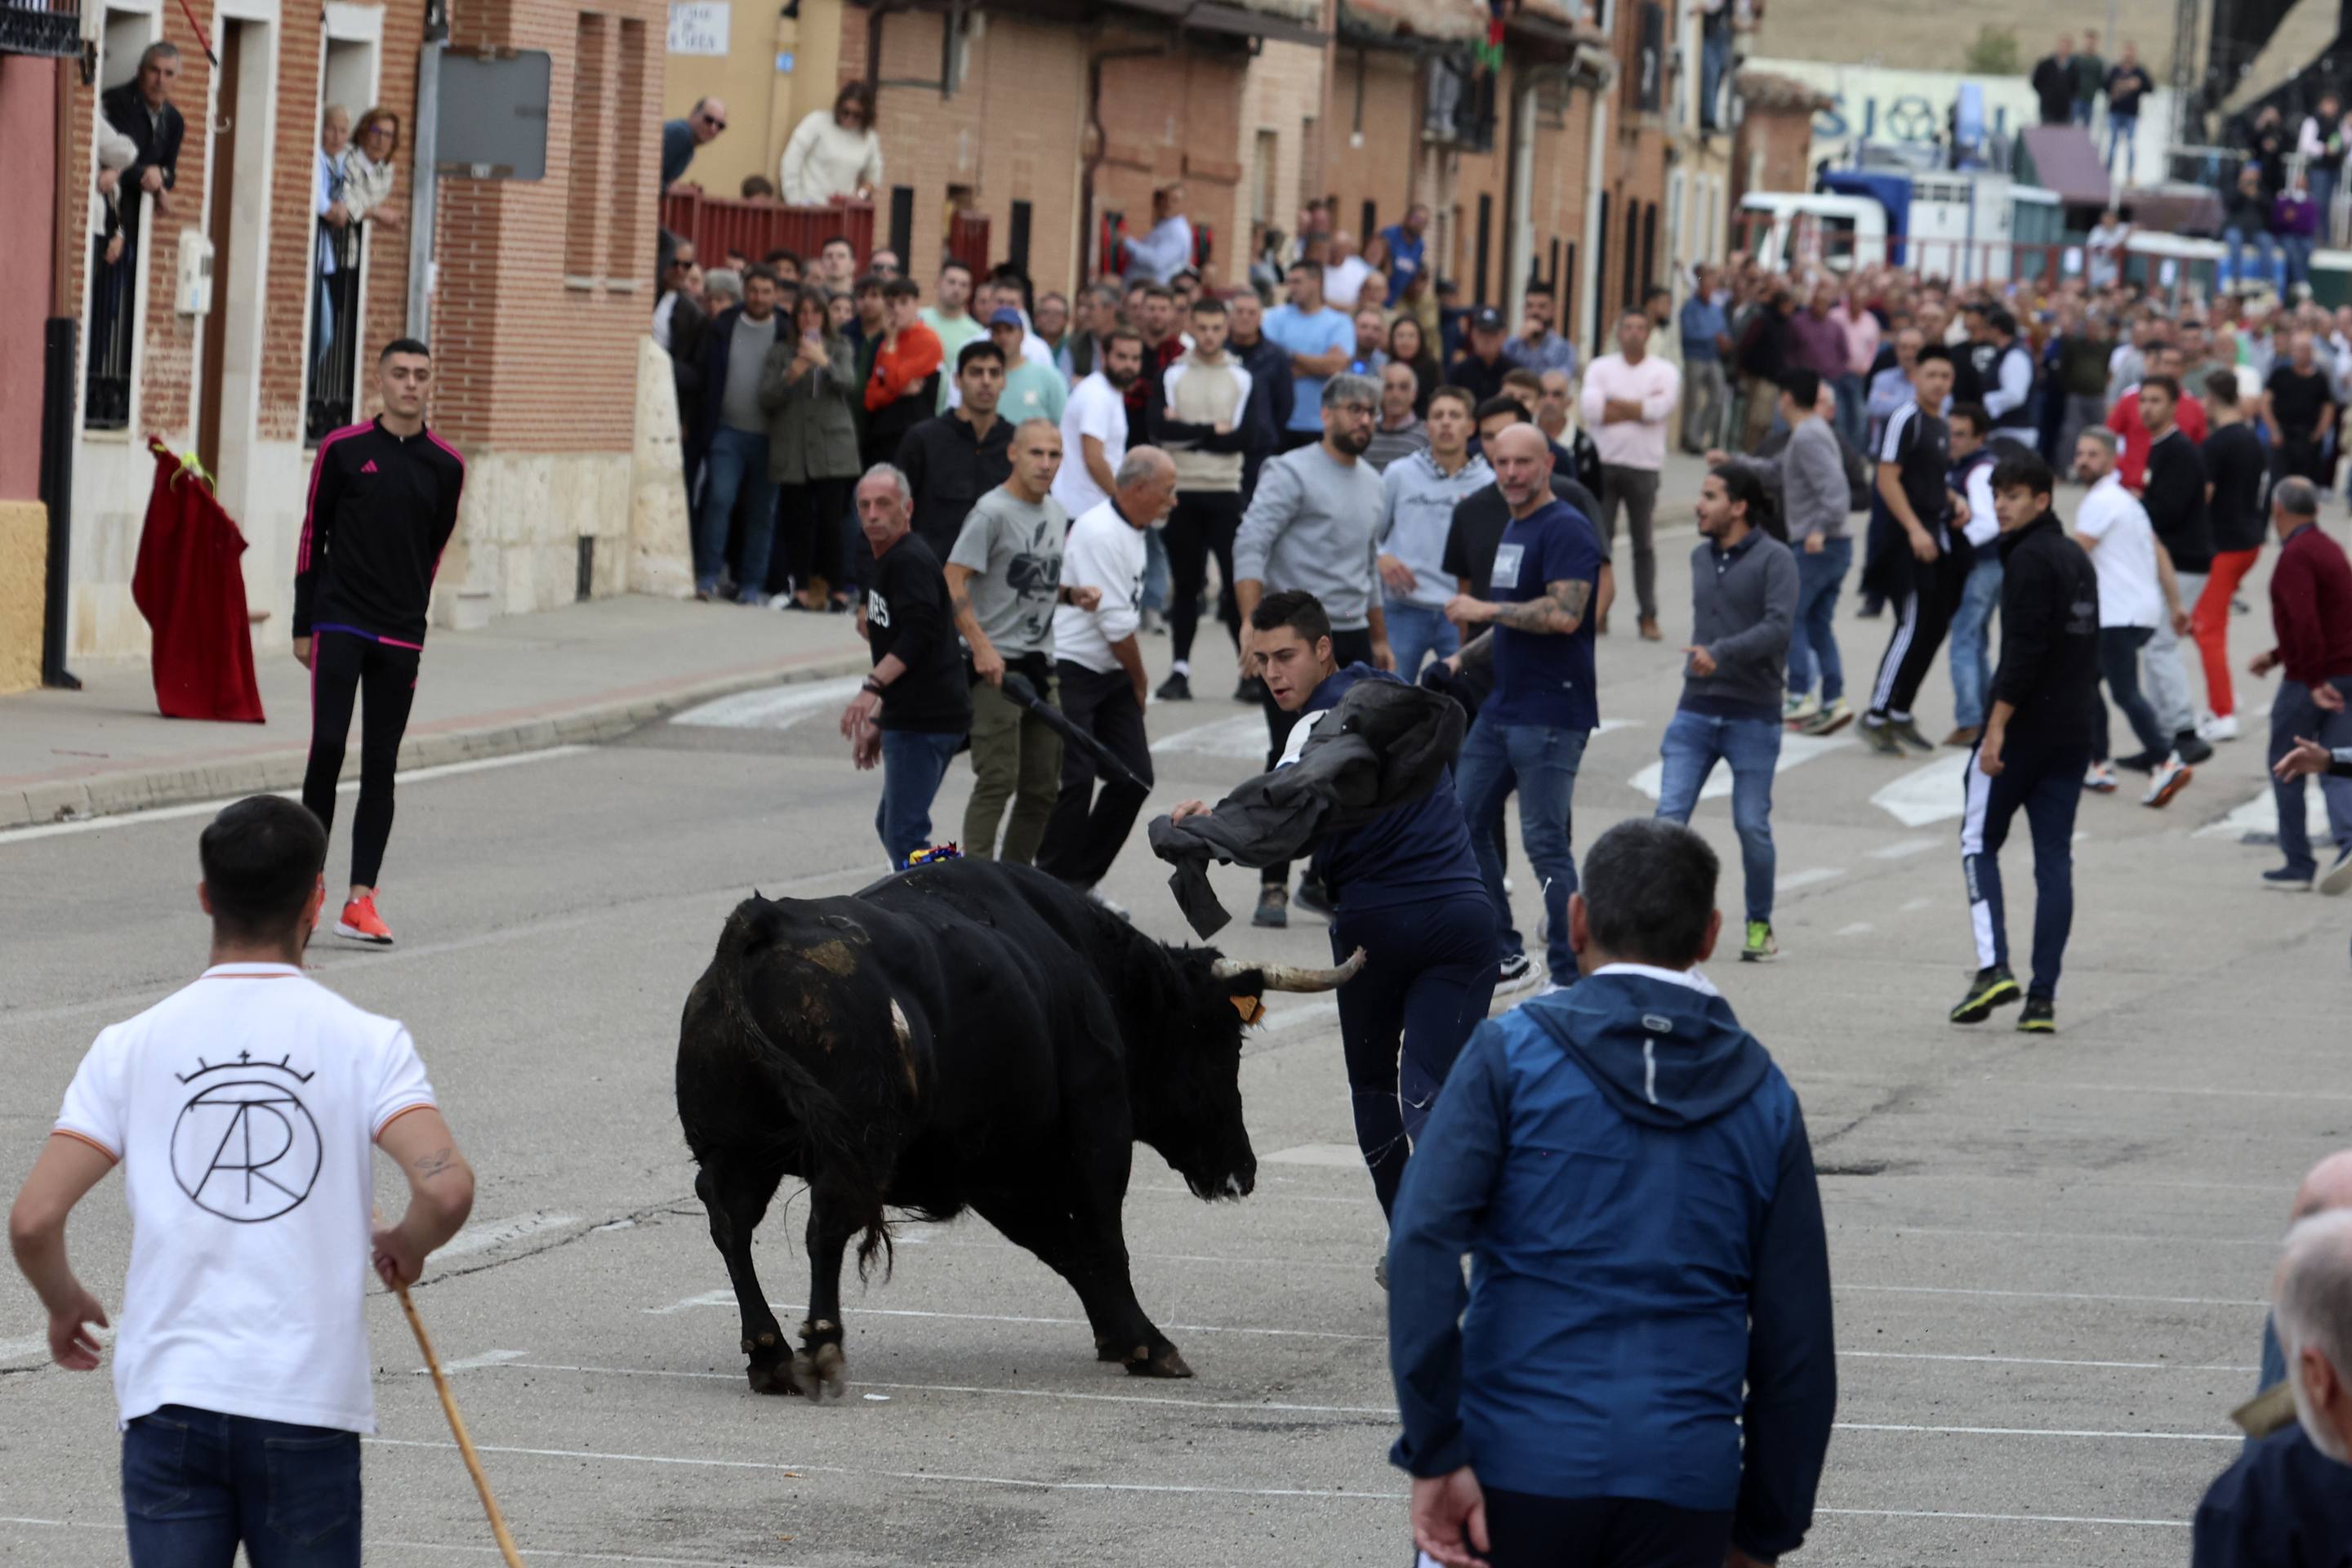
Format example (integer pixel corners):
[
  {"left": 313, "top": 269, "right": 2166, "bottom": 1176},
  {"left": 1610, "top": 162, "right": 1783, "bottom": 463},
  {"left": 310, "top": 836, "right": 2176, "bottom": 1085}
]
[
  {"left": 1655, "top": 460, "right": 1799, "bottom": 963},
  {"left": 1234, "top": 372, "right": 1392, "bottom": 927},
  {"left": 1713, "top": 368, "right": 1857, "bottom": 734}
]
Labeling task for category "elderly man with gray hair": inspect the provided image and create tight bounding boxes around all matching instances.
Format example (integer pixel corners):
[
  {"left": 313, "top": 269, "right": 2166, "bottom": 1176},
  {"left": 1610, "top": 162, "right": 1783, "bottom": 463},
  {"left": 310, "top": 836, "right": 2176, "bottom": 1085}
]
[
  {"left": 1232, "top": 372, "right": 1393, "bottom": 928},
  {"left": 2194, "top": 1205, "right": 2352, "bottom": 1561},
  {"left": 839, "top": 462, "right": 973, "bottom": 869},
  {"left": 1035, "top": 448, "right": 1180, "bottom": 911}
]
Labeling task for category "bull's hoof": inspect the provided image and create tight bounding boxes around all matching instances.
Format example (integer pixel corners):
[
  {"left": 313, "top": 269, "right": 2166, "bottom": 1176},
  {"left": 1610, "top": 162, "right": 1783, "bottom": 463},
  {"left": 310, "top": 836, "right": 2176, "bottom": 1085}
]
[
  {"left": 1123, "top": 1343, "right": 1194, "bottom": 1379},
  {"left": 746, "top": 1357, "right": 804, "bottom": 1396},
  {"left": 809, "top": 1342, "right": 847, "bottom": 1401},
  {"left": 1094, "top": 1334, "right": 1127, "bottom": 1363}
]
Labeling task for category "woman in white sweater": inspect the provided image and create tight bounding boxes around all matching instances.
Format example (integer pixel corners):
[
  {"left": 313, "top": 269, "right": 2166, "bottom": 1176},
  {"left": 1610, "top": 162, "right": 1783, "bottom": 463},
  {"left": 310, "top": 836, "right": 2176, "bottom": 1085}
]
[
  {"left": 779, "top": 82, "right": 882, "bottom": 206},
  {"left": 344, "top": 106, "right": 403, "bottom": 230}
]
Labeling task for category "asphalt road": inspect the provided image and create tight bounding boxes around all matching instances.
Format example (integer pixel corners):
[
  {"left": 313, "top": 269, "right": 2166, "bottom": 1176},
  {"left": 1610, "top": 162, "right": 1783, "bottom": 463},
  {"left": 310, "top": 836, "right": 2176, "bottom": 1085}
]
[{"left": 4, "top": 527, "right": 2349, "bottom": 1567}]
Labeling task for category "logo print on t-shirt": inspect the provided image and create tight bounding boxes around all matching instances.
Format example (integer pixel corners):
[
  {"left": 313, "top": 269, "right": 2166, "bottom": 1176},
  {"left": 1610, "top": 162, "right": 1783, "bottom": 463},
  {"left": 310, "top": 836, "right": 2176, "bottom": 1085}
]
[
  {"left": 1491, "top": 542, "right": 1526, "bottom": 590},
  {"left": 171, "top": 1053, "right": 322, "bottom": 1223}
]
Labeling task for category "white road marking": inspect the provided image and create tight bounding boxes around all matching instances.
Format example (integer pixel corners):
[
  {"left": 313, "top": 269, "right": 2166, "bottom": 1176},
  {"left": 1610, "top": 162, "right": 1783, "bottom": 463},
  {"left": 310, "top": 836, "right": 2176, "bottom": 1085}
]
[
  {"left": 1150, "top": 713, "right": 1275, "bottom": 760},
  {"left": 483, "top": 1361, "right": 1401, "bottom": 1417},
  {"left": 422, "top": 1348, "right": 530, "bottom": 1374},
  {"left": 1835, "top": 921, "right": 1875, "bottom": 937},
  {"left": 1870, "top": 838, "right": 1940, "bottom": 859},
  {"left": 1900, "top": 895, "right": 1936, "bottom": 911},
  {"left": 1838, "top": 1420, "right": 2236, "bottom": 1443},
  {"left": 1871, "top": 751, "right": 1971, "bottom": 826},
  {"left": 1779, "top": 866, "right": 1845, "bottom": 891},
  {"left": 1626, "top": 733, "right": 1852, "bottom": 803},
  {"left": 1816, "top": 1507, "right": 2185, "bottom": 1530},
  {"left": 1262, "top": 1143, "right": 1368, "bottom": 1168},
  {"left": 1838, "top": 1350, "right": 2257, "bottom": 1372},
  {"left": 1843, "top": 1283, "right": 2264, "bottom": 1307},
  {"left": 670, "top": 677, "right": 866, "bottom": 731},
  {"left": 0, "top": 1334, "right": 52, "bottom": 1365},
  {"left": 369, "top": 1437, "right": 1411, "bottom": 1500},
  {"left": 2193, "top": 786, "right": 2336, "bottom": 840},
  {"left": 1260, "top": 999, "right": 1340, "bottom": 1034},
  {"left": 0, "top": 747, "right": 591, "bottom": 846},
  {"left": 436, "top": 1212, "right": 581, "bottom": 1260},
  {"left": 644, "top": 1294, "right": 1383, "bottom": 1341},
  {"left": 1838, "top": 1221, "right": 2274, "bottom": 1249},
  {"left": 0, "top": 1514, "right": 794, "bottom": 1566}
]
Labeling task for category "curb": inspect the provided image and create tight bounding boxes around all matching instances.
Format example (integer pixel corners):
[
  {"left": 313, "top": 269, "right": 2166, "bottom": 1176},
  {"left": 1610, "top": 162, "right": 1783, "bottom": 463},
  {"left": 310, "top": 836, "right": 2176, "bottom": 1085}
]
[{"left": 3, "top": 653, "right": 871, "bottom": 832}]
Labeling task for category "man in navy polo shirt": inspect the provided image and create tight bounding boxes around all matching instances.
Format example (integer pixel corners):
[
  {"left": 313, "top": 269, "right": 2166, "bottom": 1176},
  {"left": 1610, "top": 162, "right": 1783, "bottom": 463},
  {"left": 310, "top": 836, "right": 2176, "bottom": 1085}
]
[{"left": 1444, "top": 424, "right": 1606, "bottom": 996}]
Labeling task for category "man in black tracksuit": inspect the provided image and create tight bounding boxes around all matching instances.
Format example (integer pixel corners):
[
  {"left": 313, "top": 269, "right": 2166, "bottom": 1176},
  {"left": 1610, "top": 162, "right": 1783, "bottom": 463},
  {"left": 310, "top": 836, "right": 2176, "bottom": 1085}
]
[
  {"left": 292, "top": 339, "right": 466, "bottom": 947},
  {"left": 1950, "top": 452, "right": 2100, "bottom": 1034}
]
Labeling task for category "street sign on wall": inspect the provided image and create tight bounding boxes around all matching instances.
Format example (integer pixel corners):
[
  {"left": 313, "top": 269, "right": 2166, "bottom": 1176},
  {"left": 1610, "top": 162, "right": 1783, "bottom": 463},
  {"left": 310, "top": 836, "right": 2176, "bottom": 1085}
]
[{"left": 667, "top": 1, "right": 729, "bottom": 56}]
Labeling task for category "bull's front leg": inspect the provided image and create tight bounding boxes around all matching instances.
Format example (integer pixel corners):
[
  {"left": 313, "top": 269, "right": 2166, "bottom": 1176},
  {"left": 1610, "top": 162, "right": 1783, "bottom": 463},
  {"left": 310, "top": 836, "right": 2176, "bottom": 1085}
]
[
  {"left": 1065, "top": 1163, "right": 1191, "bottom": 1379},
  {"left": 694, "top": 1163, "right": 801, "bottom": 1396}
]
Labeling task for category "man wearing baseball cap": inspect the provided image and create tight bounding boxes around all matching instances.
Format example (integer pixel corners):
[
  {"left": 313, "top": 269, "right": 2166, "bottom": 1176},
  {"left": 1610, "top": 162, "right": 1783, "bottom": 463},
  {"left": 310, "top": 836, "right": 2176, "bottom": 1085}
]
[{"left": 1450, "top": 305, "right": 1512, "bottom": 406}]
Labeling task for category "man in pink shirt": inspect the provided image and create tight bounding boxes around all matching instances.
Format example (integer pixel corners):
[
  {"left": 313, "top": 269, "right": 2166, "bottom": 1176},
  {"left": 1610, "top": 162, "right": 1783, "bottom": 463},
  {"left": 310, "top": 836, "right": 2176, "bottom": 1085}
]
[
  {"left": 1579, "top": 306, "right": 1684, "bottom": 639},
  {"left": 1830, "top": 291, "right": 1880, "bottom": 449}
]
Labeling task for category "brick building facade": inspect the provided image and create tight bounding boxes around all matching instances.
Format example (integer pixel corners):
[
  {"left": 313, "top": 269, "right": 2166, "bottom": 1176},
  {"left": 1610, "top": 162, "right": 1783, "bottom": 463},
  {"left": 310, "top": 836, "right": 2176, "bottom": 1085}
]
[{"left": 47, "top": 0, "right": 666, "bottom": 665}]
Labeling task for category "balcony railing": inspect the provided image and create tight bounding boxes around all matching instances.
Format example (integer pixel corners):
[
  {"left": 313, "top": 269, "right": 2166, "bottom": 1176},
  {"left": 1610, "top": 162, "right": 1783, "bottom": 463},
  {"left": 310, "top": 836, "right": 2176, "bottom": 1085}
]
[
  {"left": 307, "top": 221, "right": 366, "bottom": 445},
  {"left": 85, "top": 229, "right": 135, "bottom": 431},
  {"left": 0, "top": 0, "right": 82, "bottom": 58},
  {"left": 659, "top": 187, "right": 876, "bottom": 271}
]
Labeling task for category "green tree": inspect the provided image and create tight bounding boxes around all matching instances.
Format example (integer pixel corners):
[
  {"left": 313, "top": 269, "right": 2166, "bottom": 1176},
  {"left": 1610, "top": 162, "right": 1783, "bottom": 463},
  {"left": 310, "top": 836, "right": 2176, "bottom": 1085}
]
[{"left": 1963, "top": 25, "right": 2022, "bottom": 75}]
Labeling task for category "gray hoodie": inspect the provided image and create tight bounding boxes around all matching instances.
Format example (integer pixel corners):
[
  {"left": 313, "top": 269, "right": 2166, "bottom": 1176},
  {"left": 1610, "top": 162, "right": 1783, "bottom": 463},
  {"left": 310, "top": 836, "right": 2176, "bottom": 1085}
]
[
  {"left": 1686, "top": 528, "right": 1798, "bottom": 714},
  {"left": 1235, "top": 443, "right": 1388, "bottom": 630},
  {"left": 1379, "top": 448, "right": 1492, "bottom": 610}
]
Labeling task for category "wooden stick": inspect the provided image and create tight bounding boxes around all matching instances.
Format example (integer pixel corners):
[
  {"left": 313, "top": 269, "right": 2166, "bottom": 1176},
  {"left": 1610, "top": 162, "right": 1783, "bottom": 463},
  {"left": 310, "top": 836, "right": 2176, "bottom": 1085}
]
[{"left": 396, "top": 1280, "right": 528, "bottom": 1567}]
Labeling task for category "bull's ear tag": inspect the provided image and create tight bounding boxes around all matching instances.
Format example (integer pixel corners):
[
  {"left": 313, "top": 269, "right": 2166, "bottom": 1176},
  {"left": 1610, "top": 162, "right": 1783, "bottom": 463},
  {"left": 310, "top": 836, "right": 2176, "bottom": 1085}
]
[
  {"left": 1642, "top": 1014, "right": 1673, "bottom": 1034},
  {"left": 1231, "top": 995, "right": 1267, "bottom": 1027}
]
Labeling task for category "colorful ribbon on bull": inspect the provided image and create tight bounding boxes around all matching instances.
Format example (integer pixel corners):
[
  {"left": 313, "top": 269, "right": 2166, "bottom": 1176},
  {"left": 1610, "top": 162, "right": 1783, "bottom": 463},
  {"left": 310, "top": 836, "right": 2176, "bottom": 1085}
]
[
  {"left": 906, "top": 844, "right": 963, "bottom": 867},
  {"left": 149, "top": 437, "right": 216, "bottom": 494}
]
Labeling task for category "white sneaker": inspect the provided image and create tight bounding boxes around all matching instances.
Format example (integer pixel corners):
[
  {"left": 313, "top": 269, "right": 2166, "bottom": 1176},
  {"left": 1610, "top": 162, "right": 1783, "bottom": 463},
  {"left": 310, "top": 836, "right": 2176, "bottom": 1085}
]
[
  {"left": 1494, "top": 952, "right": 1541, "bottom": 996},
  {"left": 1783, "top": 693, "right": 1820, "bottom": 723},
  {"left": 2142, "top": 756, "right": 2194, "bottom": 808},
  {"left": 2197, "top": 713, "right": 2241, "bottom": 742}
]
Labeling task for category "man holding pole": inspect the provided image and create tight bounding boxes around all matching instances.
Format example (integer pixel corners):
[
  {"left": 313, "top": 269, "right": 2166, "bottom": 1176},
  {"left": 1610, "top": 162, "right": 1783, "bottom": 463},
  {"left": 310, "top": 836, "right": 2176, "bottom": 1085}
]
[{"left": 7, "top": 795, "right": 478, "bottom": 1565}]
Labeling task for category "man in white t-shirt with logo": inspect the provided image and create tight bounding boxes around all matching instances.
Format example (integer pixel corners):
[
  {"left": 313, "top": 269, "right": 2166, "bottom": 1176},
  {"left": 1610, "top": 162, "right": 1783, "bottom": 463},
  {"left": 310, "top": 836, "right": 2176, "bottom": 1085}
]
[
  {"left": 2073, "top": 427, "right": 2193, "bottom": 803},
  {"left": 7, "top": 795, "right": 476, "bottom": 1564}
]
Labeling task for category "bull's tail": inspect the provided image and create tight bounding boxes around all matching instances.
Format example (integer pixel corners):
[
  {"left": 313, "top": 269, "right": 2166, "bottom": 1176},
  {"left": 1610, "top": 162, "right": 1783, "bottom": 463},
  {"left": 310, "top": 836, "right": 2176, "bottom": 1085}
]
[{"left": 713, "top": 908, "right": 896, "bottom": 1281}]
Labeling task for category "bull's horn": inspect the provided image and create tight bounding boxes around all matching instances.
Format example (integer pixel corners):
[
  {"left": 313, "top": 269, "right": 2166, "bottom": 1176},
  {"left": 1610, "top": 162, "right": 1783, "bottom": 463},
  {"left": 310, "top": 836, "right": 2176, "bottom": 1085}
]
[{"left": 1211, "top": 947, "right": 1367, "bottom": 992}]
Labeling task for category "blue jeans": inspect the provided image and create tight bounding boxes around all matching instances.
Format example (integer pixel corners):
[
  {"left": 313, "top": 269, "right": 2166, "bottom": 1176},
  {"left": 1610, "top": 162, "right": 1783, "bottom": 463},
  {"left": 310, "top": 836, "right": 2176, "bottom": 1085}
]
[
  {"left": 694, "top": 427, "right": 778, "bottom": 595},
  {"left": 1384, "top": 601, "right": 1459, "bottom": 683},
  {"left": 2271, "top": 679, "right": 2352, "bottom": 877},
  {"left": 1142, "top": 522, "right": 1170, "bottom": 614},
  {"left": 1699, "top": 29, "right": 1731, "bottom": 128},
  {"left": 1832, "top": 373, "right": 1866, "bottom": 451},
  {"left": 2314, "top": 167, "right": 2341, "bottom": 245},
  {"left": 2283, "top": 233, "right": 2314, "bottom": 287},
  {"left": 2107, "top": 113, "right": 2137, "bottom": 179},
  {"left": 2071, "top": 98, "right": 2094, "bottom": 127},
  {"left": 1454, "top": 716, "right": 1588, "bottom": 982},
  {"left": 2225, "top": 225, "right": 2281, "bottom": 292},
  {"left": 877, "top": 729, "right": 964, "bottom": 869},
  {"left": 122, "top": 1404, "right": 361, "bottom": 1567},
  {"left": 1655, "top": 709, "right": 1782, "bottom": 924},
  {"left": 1948, "top": 554, "right": 2003, "bottom": 730},
  {"left": 1788, "top": 536, "right": 1851, "bottom": 702}
]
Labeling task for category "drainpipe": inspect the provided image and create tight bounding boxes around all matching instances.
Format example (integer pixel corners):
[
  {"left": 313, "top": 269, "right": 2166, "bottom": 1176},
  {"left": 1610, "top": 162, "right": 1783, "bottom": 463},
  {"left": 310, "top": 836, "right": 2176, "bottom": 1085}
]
[
  {"left": 407, "top": 0, "right": 449, "bottom": 339},
  {"left": 1080, "top": 42, "right": 1165, "bottom": 285}
]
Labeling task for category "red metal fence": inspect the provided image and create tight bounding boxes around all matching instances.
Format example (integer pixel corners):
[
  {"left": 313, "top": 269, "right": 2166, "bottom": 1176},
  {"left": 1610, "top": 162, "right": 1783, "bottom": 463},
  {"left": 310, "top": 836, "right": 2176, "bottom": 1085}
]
[{"left": 661, "top": 187, "right": 875, "bottom": 268}]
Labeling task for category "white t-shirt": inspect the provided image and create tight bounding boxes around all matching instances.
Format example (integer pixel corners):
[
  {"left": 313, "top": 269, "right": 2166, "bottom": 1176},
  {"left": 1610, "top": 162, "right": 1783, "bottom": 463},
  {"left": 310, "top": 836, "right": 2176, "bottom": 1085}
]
[
  {"left": 1052, "top": 497, "right": 1148, "bottom": 674},
  {"left": 2074, "top": 472, "right": 2162, "bottom": 629},
  {"left": 1054, "top": 372, "right": 1129, "bottom": 517},
  {"left": 55, "top": 963, "right": 438, "bottom": 1433},
  {"left": 1325, "top": 256, "right": 1373, "bottom": 310}
]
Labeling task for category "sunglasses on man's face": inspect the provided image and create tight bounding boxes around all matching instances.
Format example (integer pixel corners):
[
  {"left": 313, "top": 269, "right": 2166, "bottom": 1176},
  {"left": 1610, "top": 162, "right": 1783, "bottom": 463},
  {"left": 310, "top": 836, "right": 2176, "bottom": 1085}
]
[{"left": 700, "top": 113, "right": 727, "bottom": 131}]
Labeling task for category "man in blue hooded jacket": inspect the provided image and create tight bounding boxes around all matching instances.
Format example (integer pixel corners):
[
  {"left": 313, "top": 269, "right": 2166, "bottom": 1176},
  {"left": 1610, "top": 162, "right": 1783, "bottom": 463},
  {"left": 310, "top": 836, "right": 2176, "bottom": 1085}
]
[{"left": 1387, "top": 817, "right": 1836, "bottom": 1568}]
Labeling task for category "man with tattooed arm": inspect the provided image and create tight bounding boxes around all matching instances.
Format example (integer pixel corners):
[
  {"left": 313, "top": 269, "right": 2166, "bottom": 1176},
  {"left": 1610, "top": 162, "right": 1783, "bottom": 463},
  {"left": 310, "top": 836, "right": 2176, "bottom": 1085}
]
[{"left": 1444, "top": 424, "right": 1607, "bottom": 996}]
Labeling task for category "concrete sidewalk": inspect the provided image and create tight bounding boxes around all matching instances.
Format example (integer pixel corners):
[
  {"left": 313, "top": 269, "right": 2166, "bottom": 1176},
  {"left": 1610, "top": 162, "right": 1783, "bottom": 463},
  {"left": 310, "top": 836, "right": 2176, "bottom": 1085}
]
[{"left": 0, "top": 597, "right": 872, "bottom": 829}]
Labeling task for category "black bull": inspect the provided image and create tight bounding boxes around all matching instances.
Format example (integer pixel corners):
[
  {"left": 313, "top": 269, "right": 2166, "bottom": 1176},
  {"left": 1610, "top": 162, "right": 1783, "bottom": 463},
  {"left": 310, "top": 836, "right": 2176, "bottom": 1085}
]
[{"left": 675, "top": 858, "right": 1361, "bottom": 1397}]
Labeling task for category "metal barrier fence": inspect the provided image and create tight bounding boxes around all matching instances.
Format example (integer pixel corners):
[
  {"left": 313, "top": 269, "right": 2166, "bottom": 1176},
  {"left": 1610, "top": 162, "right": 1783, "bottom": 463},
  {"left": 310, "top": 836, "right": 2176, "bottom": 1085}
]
[
  {"left": 659, "top": 187, "right": 875, "bottom": 269},
  {"left": 307, "top": 223, "right": 366, "bottom": 445},
  {"left": 1732, "top": 214, "right": 2214, "bottom": 310}
]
